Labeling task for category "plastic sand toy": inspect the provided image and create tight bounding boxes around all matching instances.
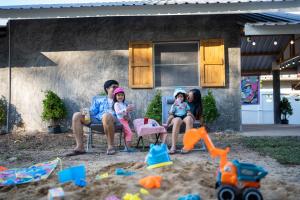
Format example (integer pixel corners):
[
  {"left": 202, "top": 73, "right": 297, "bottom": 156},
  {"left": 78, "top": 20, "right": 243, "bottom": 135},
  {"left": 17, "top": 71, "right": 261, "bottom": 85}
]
[
  {"left": 123, "top": 193, "right": 142, "bottom": 200},
  {"left": 139, "top": 188, "right": 149, "bottom": 195},
  {"left": 146, "top": 144, "right": 172, "bottom": 169},
  {"left": 139, "top": 176, "right": 162, "bottom": 189},
  {"left": 178, "top": 194, "right": 201, "bottom": 200},
  {"left": 58, "top": 165, "right": 86, "bottom": 187},
  {"left": 48, "top": 187, "right": 64, "bottom": 200},
  {"left": 115, "top": 168, "right": 136, "bottom": 176}
]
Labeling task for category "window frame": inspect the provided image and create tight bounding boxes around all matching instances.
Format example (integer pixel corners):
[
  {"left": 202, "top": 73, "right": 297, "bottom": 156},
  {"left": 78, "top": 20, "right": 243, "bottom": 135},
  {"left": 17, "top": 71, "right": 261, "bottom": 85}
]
[{"left": 153, "top": 41, "right": 200, "bottom": 89}]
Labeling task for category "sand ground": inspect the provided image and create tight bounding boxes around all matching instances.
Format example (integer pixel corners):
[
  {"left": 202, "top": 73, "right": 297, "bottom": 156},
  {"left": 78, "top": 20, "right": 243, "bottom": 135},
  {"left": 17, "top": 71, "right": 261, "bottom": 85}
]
[{"left": 0, "top": 132, "right": 299, "bottom": 200}]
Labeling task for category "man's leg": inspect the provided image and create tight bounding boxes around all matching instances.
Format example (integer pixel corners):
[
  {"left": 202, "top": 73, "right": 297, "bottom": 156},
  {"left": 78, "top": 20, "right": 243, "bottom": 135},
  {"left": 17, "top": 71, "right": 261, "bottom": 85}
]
[
  {"left": 170, "top": 117, "right": 183, "bottom": 152},
  {"left": 102, "top": 113, "right": 115, "bottom": 152},
  {"left": 72, "top": 112, "right": 85, "bottom": 151}
]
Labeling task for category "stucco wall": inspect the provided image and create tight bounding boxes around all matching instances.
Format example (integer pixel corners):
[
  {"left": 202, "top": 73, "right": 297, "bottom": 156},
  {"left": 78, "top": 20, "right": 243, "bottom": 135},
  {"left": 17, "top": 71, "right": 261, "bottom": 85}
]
[{"left": 0, "top": 15, "right": 241, "bottom": 131}]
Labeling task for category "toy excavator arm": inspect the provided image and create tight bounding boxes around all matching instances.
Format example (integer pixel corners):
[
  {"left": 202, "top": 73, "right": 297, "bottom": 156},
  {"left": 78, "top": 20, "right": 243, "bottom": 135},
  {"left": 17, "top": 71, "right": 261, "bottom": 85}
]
[{"left": 182, "top": 127, "right": 230, "bottom": 168}]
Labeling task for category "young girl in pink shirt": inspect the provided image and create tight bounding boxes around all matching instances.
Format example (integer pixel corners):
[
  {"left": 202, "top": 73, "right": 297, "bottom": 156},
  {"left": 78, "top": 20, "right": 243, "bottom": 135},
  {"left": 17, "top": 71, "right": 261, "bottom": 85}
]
[{"left": 113, "top": 87, "right": 135, "bottom": 152}]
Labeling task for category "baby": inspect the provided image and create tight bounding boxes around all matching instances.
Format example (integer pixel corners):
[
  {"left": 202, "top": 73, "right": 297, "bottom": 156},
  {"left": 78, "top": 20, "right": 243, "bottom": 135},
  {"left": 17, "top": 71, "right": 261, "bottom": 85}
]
[{"left": 165, "top": 88, "right": 191, "bottom": 128}]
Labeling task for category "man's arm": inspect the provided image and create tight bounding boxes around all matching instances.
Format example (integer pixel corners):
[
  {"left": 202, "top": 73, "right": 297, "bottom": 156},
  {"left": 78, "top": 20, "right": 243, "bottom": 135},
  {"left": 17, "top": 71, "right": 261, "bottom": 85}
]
[{"left": 89, "top": 97, "right": 100, "bottom": 116}]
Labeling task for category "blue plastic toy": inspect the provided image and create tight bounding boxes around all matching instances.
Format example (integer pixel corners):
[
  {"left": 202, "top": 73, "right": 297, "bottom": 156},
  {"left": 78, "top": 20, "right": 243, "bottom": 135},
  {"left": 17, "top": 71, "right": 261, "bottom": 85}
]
[
  {"left": 178, "top": 194, "right": 201, "bottom": 200},
  {"left": 146, "top": 144, "right": 173, "bottom": 169},
  {"left": 232, "top": 160, "right": 268, "bottom": 182},
  {"left": 115, "top": 168, "right": 136, "bottom": 176},
  {"left": 58, "top": 165, "right": 86, "bottom": 187}
]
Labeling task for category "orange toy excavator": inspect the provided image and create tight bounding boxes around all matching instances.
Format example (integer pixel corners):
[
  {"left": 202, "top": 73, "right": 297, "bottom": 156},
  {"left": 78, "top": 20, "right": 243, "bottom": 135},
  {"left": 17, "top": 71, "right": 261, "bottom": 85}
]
[{"left": 182, "top": 127, "right": 268, "bottom": 200}]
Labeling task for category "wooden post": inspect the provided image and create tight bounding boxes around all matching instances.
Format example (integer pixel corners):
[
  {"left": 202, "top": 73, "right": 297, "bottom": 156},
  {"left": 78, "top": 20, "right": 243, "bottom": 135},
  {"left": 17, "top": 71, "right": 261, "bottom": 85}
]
[{"left": 272, "top": 62, "right": 281, "bottom": 124}]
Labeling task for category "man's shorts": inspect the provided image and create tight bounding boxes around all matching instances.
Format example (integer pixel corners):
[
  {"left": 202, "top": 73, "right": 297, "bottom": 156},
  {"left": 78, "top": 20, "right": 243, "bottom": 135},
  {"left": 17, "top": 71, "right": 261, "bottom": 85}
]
[{"left": 91, "top": 114, "right": 121, "bottom": 126}]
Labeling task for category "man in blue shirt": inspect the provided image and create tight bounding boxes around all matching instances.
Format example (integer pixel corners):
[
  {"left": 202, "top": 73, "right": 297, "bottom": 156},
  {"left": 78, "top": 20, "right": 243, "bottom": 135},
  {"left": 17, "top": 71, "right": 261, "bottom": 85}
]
[{"left": 67, "top": 80, "right": 131, "bottom": 156}]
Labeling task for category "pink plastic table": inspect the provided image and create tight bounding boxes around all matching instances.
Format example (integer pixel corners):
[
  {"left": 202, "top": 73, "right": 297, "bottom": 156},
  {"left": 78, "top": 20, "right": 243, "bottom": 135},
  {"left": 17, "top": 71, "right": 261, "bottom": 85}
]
[{"left": 133, "top": 118, "right": 167, "bottom": 149}]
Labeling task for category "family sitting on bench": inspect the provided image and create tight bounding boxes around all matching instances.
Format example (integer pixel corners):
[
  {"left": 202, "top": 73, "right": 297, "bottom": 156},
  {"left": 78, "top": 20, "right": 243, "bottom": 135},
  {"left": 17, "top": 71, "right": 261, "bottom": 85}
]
[{"left": 66, "top": 80, "right": 203, "bottom": 156}]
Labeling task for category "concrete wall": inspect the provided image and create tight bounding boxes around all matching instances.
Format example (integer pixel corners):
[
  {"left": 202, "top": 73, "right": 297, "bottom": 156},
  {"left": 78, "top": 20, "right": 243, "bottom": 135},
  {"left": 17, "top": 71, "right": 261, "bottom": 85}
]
[{"left": 0, "top": 15, "right": 241, "bottom": 131}]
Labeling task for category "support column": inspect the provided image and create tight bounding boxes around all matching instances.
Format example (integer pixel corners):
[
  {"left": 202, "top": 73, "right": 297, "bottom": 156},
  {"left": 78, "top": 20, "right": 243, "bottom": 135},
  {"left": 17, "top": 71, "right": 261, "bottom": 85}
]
[{"left": 272, "top": 62, "right": 281, "bottom": 124}]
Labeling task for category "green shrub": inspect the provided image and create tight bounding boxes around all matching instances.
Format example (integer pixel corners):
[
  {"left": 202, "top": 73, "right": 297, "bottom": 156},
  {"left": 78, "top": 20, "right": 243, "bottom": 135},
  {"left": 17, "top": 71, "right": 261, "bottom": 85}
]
[
  {"left": 41, "top": 90, "right": 67, "bottom": 122},
  {"left": 145, "top": 91, "right": 162, "bottom": 123},
  {"left": 280, "top": 97, "right": 293, "bottom": 120},
  {"left": 202, "top": 90, "right": 219, "bottom": 124},
  {"left": 0, "top": 96, "right": 7, "bottom": 126}
]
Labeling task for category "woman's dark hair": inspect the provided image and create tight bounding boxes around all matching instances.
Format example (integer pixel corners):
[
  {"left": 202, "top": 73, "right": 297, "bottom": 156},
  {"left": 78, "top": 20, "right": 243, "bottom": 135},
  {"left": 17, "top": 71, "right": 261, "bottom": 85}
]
[
  {"left": 189, "top": 89, "right": 202, "bottom": 120},
  {"left": 112, "top": 92, "right": 125, "bottom": 112}
]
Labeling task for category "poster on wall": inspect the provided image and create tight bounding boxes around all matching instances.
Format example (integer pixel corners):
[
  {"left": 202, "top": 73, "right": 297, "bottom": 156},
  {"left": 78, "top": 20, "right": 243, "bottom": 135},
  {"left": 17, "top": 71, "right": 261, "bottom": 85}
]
[{"left": 241, "top": 76, "right": 260, "bottom": 105}]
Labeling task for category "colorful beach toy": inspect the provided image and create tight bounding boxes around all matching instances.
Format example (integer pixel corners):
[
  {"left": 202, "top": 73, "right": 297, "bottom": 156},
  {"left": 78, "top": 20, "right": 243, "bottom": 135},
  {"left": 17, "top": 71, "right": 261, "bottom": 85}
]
[
  {"left": 146, "top": 144, "right": 173, "bottom": 169},
  {"left": 58, "top": 165, "right": 86, "bottom": 187},
  {"left": 123, "top": 193, "right": 141, "bottom": 200},
  {"left": 48, "top": 187, "right": 65, "bottom": 200},
  {"left": 139, "top": 176, "right": 162, "bottom": 189},
  {"left": 0, "top": 166, "right": 7, "bottom": 172},
  {"left": 115, "top": 168, "right": 136, "bottom": 176},
  {"left": 178, "top": 194, "right": 201, "bottom": 200}
]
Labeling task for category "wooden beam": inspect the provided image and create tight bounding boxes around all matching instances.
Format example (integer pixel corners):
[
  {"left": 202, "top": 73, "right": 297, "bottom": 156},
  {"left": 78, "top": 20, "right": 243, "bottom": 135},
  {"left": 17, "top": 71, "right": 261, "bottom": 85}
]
[
  {"left": 242, "top": 52, "right": 280, "bottom": 56},
  {"left": 242, "top": 69, "right": 271, "bottom": 76},
  {"left": 242, "top": 67, "right": 297, "bottom": 76}
]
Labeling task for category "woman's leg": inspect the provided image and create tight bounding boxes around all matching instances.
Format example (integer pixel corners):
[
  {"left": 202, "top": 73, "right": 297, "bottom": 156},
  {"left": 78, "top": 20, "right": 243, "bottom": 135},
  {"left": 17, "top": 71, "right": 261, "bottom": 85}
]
[
  {"left": 183, "top": 115, "right": 194, "bottom": 132},
  {"left": 181, "top": 115, "right": 195, "bottom": 153},
  {"left": 170, "top": 117, "right": 183, "bottom": 152}
]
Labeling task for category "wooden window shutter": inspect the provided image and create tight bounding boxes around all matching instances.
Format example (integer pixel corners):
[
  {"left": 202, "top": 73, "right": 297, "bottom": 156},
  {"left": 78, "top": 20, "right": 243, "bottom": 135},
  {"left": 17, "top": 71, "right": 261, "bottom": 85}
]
[
  {"left": 129, "top": 42, "right": 153, "bottom": 88},
  {"left": 200, "top": 39, "right": 225, "bottom": 87}
]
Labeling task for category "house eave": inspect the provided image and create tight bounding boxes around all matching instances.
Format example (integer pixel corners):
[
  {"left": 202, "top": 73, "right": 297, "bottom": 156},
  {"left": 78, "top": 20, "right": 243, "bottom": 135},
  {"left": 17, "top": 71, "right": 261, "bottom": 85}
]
[
  {"left": 0, "top": 1, "right": 300, "bottom": 20},
  {"left": 245, "top": 22, "right": 300, "bottom": 35}
]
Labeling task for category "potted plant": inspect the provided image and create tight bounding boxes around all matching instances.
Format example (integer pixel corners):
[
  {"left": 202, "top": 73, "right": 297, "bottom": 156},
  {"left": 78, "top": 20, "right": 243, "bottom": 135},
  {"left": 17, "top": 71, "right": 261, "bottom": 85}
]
[
  {"left": 280, "top": 97, "right": 293, "bottom": 124},
  {"left": 0, "top": 96, "right": 7, "bottom": 134},
  {"left": 145, "top": 90, "right": 162, "bottom": 124},
  {"left": 42, "top": 90, "right": 67, "bottom": 133},
  {"left": 202, "top": 90, "right": 220, "bottom": 129}
]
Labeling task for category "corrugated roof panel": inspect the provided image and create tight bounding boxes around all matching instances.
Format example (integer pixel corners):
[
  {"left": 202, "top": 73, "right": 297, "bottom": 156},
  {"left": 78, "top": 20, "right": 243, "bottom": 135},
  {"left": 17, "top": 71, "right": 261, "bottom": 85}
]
[
  {"left": 241, "top": 35, "right": 291, "bottom": 53},
  {"left": 0, "top": 0, "right": 288, "bottom": 10},
  {"left": 241, "top": 35, "right": 292, "bottom": 73},
  {"left": 239, "top": 12, "right": 300, "bottom": 23},
  {"left": 242, "top": 55, "right": 275, "bottom": 72}
]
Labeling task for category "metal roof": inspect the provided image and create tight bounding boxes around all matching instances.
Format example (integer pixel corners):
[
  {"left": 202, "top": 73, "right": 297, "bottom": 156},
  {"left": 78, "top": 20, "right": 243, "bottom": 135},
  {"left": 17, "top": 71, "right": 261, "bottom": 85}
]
[
  {"left": 241, "top": 35, "right": 293, "bottom": 74},
  {"left": 0, "top": 0, "right": 291, "bottom": 10},
  {"left": 0, "top": 0, "right": 298, "bottom": 19},
  {"left": 239, "top": 13, "right": 300, "bottom": 74},
  {"left": 240, "top": 12, "right": 300, "bottom": 23},
  {"left": 0, "top": 0, "right": 299, "bottom": 74}
]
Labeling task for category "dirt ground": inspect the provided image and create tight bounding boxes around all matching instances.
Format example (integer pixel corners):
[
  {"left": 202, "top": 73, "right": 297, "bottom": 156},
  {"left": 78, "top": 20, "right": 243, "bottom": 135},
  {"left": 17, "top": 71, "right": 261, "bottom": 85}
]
[{"left": 0, "top": 132, "right": 300, "bottom": 200}]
